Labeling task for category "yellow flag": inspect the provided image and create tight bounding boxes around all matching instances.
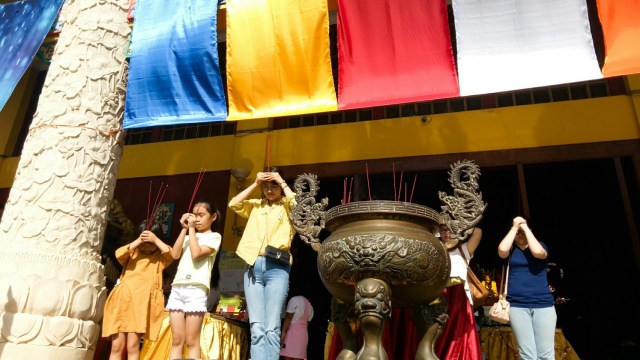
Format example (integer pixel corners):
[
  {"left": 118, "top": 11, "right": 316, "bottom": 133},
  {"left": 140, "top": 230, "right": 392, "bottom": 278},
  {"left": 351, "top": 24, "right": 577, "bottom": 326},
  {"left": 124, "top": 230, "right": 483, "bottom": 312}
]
[{"left": 226, "top": 0, "right": 337, "bottom": 120}]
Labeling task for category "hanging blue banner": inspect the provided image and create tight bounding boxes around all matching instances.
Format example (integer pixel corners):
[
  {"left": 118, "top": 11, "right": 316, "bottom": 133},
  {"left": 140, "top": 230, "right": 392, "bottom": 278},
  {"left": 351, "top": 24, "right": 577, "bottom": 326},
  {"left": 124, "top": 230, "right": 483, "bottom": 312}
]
[
  {"left": 124, "top": 0, "right": 227, "bottom": 129},
  {"left": 0, "top": 0, "right": 65, "bottom": 112}
]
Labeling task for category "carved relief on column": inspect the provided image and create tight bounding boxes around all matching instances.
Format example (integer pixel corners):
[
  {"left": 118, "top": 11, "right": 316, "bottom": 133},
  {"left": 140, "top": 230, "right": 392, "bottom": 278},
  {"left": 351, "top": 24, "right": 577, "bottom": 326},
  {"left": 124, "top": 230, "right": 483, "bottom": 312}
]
[{"left": 0, "top": 0, "right": 130, "bottom": 358}]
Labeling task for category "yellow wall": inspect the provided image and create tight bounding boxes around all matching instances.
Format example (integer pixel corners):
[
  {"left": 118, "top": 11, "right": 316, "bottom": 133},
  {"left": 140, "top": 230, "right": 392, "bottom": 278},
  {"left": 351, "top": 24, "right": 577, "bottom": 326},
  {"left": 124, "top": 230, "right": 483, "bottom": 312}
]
[
  {"left": 271, "top": 96, "right": 639, "bottom": 165},
  {"left": 119, "top": 95, "right": 639, "bottom": 180},
  {"left": 2, "top": 94, "right": 640, "bottom": 249},
  {"left": 0, "top": 157, "right": 19, "bottom": 188},
  {"left": 0, "top": 68, "right": 37, "bottom": 157},
  {"left": 627, "top": 74, "right": 640, "bottom": 91},
  {"left": 2, "top": 95, "right": 639, "bottom": 190},
  {"left": 626, "top": 74, "right": 640, "bottom": 131}
]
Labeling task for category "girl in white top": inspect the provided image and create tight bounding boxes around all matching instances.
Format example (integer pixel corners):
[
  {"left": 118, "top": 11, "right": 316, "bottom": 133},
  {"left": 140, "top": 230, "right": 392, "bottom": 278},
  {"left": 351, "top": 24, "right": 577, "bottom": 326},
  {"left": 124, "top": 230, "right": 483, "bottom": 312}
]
[
  {"left": 436, "top": 225, "right": 484, "bottom": 359},
  {"left": 440, "top": 226, "right": 482, "bottom": 305},
  {"left": 166, "top": 200, "right": 222, "bottom": 360}
]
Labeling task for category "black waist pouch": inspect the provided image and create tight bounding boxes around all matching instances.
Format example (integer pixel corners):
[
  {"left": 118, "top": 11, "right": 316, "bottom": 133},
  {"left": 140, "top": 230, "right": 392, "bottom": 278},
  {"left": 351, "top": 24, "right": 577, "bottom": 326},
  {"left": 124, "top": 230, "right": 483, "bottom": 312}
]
[{"left": 264, "top": 245, "right": 291, "bottom": 265}]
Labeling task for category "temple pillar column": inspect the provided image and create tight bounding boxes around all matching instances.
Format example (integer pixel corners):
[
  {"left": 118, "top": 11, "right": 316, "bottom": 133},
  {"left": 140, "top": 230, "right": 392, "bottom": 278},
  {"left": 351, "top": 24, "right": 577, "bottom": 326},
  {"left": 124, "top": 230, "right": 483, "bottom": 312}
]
[{"left": 0, "top": 0, "right": 130, "bottom": 358}]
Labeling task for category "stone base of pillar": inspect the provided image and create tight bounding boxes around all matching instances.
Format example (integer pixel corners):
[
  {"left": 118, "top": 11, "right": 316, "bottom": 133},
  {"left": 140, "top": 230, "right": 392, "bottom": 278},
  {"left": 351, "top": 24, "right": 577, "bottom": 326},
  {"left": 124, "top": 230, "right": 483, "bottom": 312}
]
[
  {"left": 0, "top": 341, "right": 96, "bottom": 360},
  {"left": 0, "top": 244, "right": 106, "bottom": 360},
  {"left": 0, "top": 311, "right": 101, "bottom": 359}
]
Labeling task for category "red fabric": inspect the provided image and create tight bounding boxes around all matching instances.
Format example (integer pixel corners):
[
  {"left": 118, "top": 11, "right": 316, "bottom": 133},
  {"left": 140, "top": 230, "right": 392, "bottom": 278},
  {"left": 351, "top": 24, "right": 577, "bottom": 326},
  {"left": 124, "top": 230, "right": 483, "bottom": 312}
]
[
  {"left": 327, "top": 308, "right": 419, "bottom": 360},
  {"left": 435, "top": 284, "right": 483, "bottom": 360},
  {"left": 327, "top": 285, "right": 482, "bottom": 360},
  {"left": 336, "top": 0, "right": 459, "bottom": 110},
  {"left": 92, "top": 338, "right": 127, "bottom": 360}
]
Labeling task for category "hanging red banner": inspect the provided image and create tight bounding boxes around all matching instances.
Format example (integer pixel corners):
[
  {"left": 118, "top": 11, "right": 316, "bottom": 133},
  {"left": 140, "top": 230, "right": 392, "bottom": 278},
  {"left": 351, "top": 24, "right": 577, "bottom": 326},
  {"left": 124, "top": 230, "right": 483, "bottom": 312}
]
[{"left": 337, "top": 0, "right": 459, "bottom": 110}]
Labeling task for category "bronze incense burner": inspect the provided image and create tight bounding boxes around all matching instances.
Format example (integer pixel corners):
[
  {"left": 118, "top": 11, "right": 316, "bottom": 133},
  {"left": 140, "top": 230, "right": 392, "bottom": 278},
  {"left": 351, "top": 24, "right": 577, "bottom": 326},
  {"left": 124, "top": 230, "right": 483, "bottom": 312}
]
[
  {"left": 291, "top": 160, "right": 486, "bottom": 360},
  {"left": 318, "top": 201, "right": 449, "bottom": 307}
]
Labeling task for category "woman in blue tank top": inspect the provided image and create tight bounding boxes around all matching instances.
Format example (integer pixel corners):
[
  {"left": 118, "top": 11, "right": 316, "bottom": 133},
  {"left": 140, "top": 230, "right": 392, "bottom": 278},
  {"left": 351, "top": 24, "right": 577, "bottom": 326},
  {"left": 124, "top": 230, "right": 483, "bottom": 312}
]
[{"left": 498, "top": 216, "right": 557, "bottom": 360}]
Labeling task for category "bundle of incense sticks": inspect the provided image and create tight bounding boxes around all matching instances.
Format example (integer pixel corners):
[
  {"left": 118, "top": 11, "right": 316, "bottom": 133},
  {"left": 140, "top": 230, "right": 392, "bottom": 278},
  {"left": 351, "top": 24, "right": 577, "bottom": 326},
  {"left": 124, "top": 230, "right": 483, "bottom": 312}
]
[
  {"left": 146, "top": 181, "right": 168, "bottom": 230},
  {"left": 342, "top": 177, "right": 354, "bottom": 205},
  {"left": 187, "top": 169, "right": 206, "bottom": 212},
  {"left": 393, "top": 165, "right": 418, "bottom": 203}
]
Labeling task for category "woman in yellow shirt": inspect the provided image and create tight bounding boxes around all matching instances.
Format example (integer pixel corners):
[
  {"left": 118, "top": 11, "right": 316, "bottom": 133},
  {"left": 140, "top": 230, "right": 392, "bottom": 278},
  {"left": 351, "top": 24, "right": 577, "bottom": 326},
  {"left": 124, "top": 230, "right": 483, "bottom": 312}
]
[{"left": 229, "top": 167, "right": 296, "bottom": 360}]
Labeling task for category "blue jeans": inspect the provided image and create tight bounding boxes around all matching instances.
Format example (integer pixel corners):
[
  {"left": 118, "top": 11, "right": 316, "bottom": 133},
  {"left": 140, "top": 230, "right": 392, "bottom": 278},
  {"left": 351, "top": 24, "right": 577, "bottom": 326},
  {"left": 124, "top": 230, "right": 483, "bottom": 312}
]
[
  {"left": 509, "top": 306, "right": 557, "bottom": 360},
  {"left": 244, "top": 256, "right": 290, "bottom": 360}
]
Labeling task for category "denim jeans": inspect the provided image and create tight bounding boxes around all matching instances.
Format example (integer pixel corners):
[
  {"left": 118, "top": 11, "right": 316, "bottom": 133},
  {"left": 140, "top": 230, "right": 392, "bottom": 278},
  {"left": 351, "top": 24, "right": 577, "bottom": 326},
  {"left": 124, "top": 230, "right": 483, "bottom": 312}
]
[
  {"left": 244, "top": 256, "right": 290, "bottom": 360},
  {"left": 509, "top": 306, "right": 557, "bottom": 360}
]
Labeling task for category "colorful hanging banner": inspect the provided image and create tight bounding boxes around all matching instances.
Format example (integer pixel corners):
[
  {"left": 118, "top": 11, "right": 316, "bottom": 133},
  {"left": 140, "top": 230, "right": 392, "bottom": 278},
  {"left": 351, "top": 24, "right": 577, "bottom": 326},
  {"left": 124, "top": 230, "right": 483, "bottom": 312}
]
[
  {"left": 0, "top": 0, "right": 65, "bottom": 112},
  {"left": 124, "top": 0, "right": 227, "bottom": 129},
  {"left": 336, "top": 0, "right": 459, "bottom": 110},
  {"left": 225, "top": 0, "right": 337, "bottom": 120},
  {"left": 597, "top": 0, "right": 640, "bottom": 77},
  {"left": 454, "top": 0, "right": 603, "bottom": 96}
]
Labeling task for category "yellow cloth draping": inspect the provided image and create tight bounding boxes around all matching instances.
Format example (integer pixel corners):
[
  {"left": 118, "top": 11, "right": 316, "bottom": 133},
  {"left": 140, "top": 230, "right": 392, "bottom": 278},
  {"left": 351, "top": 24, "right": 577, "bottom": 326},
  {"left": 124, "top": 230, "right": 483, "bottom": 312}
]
[
  {"left": 140, "top": 312, "right": 249, "bottom": 360},
  {"left": 597, "top": 0, "right": 640, "bottom": 77},
  {"left": 480, "top": 327, "right": 580, "bottom": 360},
  {"left": 230, "top": 194, "right": 297, "bottom": 266},
  {"left": 324, "top": 321, "right": 335, "bottom": 360},
  {"left": 225, "top": 0, "right": 337, "bottom": 120}
]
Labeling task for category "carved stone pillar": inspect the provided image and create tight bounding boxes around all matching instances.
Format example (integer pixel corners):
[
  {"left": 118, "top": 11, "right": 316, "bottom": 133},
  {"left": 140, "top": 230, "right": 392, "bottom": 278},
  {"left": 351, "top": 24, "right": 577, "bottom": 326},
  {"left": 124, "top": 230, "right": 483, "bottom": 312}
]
[{"left": 0, "top": 0, "right": 130, "bottom": 358}]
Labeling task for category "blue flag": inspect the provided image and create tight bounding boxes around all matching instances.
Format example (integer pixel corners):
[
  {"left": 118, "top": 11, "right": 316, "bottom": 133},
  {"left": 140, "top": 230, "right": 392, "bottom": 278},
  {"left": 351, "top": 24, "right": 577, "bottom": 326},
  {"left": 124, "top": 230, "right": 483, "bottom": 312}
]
[
  {"left": 124, "top": 0, "right": 227, "bottom": 129},
  {"left": 0, "top": 0, "right": 65, "bottom": 112}
]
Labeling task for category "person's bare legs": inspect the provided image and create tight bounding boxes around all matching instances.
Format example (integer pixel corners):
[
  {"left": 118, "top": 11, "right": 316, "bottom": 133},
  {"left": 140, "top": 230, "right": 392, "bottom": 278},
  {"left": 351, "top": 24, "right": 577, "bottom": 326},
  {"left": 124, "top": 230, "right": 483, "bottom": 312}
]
[
  {"left": 126, "top": 333, "right": 142, "bottom": 360},
  {"left": 170, "top": 311, "right": 186, "bottom": 359},
  {"left": 185, "top": 312, "right": 205, "bottom": 358},
  {"left": 109, "top": 333, "right": 125, "bottom": 360}
]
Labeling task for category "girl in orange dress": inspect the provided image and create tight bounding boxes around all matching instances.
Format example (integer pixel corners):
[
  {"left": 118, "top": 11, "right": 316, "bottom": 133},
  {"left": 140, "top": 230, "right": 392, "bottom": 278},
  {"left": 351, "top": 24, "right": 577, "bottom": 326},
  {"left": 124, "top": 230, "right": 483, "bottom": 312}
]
[{"left": 102, "top": 221, "right": 174, "bottom": 360}]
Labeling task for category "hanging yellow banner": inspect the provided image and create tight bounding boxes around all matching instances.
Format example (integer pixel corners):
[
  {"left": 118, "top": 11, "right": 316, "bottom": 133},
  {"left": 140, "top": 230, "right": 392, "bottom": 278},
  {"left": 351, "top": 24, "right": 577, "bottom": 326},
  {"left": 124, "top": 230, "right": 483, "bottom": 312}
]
[{"left": 226, "top": 0, "right": 337, "bottom": 120}]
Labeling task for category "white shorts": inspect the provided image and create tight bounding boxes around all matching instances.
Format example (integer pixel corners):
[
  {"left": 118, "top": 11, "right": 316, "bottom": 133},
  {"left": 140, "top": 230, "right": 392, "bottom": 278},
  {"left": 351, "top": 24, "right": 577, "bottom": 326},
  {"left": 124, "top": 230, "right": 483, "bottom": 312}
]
[{"left": 165, "top": 285, "right": 208, "bottom": 313}]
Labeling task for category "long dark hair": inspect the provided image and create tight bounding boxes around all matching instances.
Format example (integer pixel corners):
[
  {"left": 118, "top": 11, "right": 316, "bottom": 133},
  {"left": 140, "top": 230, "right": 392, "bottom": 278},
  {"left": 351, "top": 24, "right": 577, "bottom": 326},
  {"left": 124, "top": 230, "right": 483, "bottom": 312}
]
[
  {"left": 210, "top": 248, "right": 222, "bottom": 289},
  {"left": 137, "top": 219, "right": 165, "bottom": 239}
]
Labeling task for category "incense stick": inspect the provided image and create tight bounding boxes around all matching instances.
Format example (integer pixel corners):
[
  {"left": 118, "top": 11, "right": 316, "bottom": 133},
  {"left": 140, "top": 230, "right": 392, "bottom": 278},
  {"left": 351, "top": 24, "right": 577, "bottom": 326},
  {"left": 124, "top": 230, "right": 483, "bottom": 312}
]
[
  {"left": 146, "top": 181, "right": 152, "bottom": 229},
  {"left": 149, "top": 184, "right": 169, "bottom": 227},
  {"left": 409, "top": 174, "right": 417, "bottom": 203},
  {"left": 392, "top": 164, "right": 397, "bottom": 201},
  {"left": 342, "top": 177, "right": 347, "bottom": 205},
  {"left": 265, "top": 133, "right": 272, "bottom": 170},
  {"left": 187, "top": 169, "right": 206, "bottom": 212},
  {"left": 147, "top": 182, "right": 164, "bottom": 229},
  {"left": 348, "top": 177, "right": 353, "bottom": 204},
  {"left": 397, "top": 169, "right": 403, "bottom": 202},
  {"left": 365, "top": 163, "right": 372, "bottom": 201}
]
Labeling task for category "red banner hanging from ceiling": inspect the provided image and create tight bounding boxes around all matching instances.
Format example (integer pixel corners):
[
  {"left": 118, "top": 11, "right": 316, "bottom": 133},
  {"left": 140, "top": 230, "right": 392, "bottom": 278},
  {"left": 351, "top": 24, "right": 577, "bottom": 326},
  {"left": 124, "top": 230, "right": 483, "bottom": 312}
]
[{"left": 336, "top": 0, "right": 459, "bottom": 110}]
